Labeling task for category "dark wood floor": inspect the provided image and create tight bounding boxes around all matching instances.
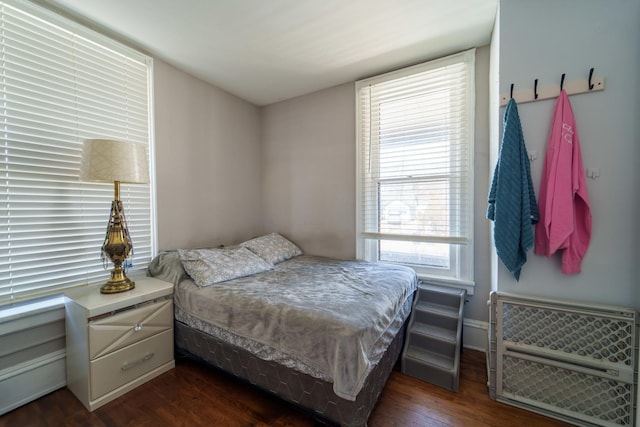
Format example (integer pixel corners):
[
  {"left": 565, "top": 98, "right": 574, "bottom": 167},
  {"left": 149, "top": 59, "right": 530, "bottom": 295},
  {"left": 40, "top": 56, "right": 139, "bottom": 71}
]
[{"left": 1, "top": 349, "right": 571, "bottom": 427}]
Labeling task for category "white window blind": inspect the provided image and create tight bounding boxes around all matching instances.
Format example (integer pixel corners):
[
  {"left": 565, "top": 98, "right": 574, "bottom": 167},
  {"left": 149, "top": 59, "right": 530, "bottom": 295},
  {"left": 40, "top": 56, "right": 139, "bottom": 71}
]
[
  {"left": 0, "top": 0, "right": 154, "bottom": 305},
  {"left": 356, "top": 49, "right": 474, "bottom": 285}
]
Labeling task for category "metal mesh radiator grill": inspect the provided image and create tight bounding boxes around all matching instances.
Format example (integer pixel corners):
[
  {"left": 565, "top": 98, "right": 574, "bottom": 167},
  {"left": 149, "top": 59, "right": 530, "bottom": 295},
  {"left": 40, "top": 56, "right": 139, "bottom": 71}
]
[{"left": 489, "top": 292, "right": 639, "bottom": 427}]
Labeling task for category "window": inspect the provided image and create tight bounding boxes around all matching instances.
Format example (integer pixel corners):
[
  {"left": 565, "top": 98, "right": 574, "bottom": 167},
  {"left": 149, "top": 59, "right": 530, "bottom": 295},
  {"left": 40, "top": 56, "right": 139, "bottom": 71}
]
[
  {"left": 356, "top": 49, "right": 474, "bottom": 288},
  {"left": 0, "top": 0, "right": 155, "bottom": 305}
]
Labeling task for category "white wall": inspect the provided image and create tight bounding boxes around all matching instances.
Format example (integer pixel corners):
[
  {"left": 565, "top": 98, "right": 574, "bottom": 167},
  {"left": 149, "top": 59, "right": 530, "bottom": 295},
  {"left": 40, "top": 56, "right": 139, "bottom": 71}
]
[
  {"left": 260, "top": 82, "right": 357, "bottom": 260},
  {"left": 154, "top": 60, "right": 263, "bottom": 251},
  {"left": 494, "top": 0, "right": 640, "bottom": 308},
  {"left": 470, "top": 46, "right": 492, "bottom": 321}
]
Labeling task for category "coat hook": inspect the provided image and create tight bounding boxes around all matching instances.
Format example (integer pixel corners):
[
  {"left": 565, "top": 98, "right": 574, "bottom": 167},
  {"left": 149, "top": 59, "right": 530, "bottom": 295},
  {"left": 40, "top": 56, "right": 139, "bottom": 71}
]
[
  {"left": 588, "top": 67, "right": 594, "bottom": 90},
  {"left": 560, "top": 73, "right": 566, "bottom": 92},
  {"left": 534, "top": 79, "right": 539, "bottom": 99},
  {"left": 510, "top": 83, "right": 514, "bottom": 99}
]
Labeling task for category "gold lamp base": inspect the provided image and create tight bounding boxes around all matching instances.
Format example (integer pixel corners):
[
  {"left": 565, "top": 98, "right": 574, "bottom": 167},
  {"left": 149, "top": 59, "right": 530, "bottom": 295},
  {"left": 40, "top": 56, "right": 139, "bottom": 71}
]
[
  {"left": 100, "top": 272, "right": 136, "bottom": 294},
  {"left": 99, "top": 184, "right": 136, "bottom": 295},
  {"left": 101, "top": 279, "right": 135, "bottom": 294}
]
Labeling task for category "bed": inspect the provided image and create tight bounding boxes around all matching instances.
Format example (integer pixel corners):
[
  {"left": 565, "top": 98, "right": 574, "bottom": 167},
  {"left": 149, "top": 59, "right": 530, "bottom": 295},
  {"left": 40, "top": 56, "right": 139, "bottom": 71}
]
[{"left": 148, "top": 233, "right": 417, "bottom": 426}]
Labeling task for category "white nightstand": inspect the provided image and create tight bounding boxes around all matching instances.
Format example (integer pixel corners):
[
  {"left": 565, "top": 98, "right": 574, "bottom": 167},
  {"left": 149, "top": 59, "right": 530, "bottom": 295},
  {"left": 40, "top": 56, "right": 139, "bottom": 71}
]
[{"left": 65, "top": 276, "right": 175, "bottom": 411}]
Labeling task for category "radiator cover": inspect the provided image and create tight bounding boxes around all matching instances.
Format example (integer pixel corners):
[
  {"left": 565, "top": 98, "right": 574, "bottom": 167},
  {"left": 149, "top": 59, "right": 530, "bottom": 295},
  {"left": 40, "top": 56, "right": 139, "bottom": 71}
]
[{"left": 489, "top": 291, "right": 639, "bottom": 427}]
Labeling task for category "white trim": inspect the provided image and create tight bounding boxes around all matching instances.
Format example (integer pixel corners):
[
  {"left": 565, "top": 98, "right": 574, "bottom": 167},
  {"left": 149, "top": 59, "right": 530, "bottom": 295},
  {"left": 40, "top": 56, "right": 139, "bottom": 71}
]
[
  {"left": 0, "top": 304, "right": 65, "bottom": 333},
  {"left": 0, "top": 297, "right": 65, "bottom": 324},
  {"left": 147, "top": 57, "right": 159, "bottom": 259},
  {"left": 0, "top": 350, "right": 66, "bottom": 415},
  {"left": 356, "top": 49, "right": 475, "bottom": 88},
  {"left": 0, "top": 349, "right": 65, "bottom": 382},
  {"left": 419, "top": 276, "right": 475, "bottom": 295},
  {"left": 462, "top": 318, "right": 488, "bottom": 352},
  {"left": 361, "top": 232, "right": 469, "bottom": 245}
]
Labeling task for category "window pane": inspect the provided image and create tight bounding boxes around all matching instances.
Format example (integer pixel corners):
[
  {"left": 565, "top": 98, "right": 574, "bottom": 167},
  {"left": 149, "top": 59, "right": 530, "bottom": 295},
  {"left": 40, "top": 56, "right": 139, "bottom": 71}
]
[
  {"left": 379, "top": 180, "right": 450, "bottom": 239},
  {"left": 379, "top": 240, "right": 450, "bottom": 269}
]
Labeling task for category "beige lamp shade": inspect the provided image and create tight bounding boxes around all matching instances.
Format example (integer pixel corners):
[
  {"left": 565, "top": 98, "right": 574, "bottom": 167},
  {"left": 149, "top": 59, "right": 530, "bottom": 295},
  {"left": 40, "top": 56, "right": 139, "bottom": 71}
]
[{"left": 80, "top": 139, "right": 149, "bottom": 184}]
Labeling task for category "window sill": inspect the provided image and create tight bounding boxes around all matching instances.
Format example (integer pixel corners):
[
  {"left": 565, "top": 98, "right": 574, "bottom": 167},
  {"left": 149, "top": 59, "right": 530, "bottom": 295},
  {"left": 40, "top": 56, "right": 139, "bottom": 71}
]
[
  {"left": 0, "top": 296, "right": 66, "bottom": 324},
  {"left": 417, "top": 275, "right": 475, "bottom": 295}
]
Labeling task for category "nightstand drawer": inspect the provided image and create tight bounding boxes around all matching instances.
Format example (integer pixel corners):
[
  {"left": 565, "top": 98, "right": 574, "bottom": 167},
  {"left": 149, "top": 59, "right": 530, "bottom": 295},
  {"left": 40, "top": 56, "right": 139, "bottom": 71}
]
[
  {"left": 89, "top": 299, "right": 173, "bottom": 359},
  {"left": 90, "top": 329, "right": 173, "bottom": 400}
]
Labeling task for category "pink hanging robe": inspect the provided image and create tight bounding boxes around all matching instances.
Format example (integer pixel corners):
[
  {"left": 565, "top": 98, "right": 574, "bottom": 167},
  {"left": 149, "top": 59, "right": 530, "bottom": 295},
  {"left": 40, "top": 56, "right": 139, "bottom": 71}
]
[{"left": 534, "top": 90, "right": 592, "bottom": 274}]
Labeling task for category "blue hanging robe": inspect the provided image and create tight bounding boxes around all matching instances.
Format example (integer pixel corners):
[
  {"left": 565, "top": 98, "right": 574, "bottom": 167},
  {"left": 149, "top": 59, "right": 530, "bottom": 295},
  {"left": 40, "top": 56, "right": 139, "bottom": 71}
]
[{"left": 487, "top": 98, "right": 539, "bottom": 280}]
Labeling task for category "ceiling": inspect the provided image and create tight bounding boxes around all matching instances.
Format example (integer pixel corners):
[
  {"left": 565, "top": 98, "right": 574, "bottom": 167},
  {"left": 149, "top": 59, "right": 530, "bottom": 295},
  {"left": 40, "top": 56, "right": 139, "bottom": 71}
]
[{"left": 44, "top": 0, "right": 497, "bottom": 106}]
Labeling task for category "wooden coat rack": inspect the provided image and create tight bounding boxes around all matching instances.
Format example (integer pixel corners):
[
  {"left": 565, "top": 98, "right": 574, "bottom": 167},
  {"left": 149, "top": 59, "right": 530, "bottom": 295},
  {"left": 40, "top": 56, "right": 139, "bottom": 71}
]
[{"left": 500, "top": 68, "right": 605, "bottom": 106}]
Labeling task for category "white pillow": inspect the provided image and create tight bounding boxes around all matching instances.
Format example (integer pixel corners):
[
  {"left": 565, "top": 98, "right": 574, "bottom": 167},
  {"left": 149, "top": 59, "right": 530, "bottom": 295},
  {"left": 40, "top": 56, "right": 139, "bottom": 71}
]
[
  {"left": 178, "top": 247, "right": 273, "bottom": 287},
  {"left": 240, "top": 232, "right": 302, "bottom": 264}
]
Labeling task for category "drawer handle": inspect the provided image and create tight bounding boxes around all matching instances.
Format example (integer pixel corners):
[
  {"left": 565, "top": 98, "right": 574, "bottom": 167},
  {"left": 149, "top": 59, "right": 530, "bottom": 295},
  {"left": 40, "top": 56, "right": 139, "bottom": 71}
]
[
  {"left": 121, "top": 352, "right": 154, "bottom": 372},
  {"left": 133, "top": 323, "right": 143, "bottom": 332}
]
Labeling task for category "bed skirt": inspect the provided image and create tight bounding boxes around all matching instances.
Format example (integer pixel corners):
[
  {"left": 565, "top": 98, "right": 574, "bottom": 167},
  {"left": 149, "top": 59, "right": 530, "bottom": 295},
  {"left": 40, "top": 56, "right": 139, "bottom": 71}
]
[{"left": 175, "top": 318, "right": 408, "bottom": 427}]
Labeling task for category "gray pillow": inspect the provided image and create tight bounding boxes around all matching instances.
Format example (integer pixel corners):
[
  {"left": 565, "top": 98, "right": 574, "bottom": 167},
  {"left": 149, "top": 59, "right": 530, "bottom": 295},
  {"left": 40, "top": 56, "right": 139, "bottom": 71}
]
[
  {"left": 178, "top": 247, "right": 273, "bottom": 286},
  {"left": 240, "top": 232, "right": 303, "bottom": 264},
  {"left": 147, "top": 251, "right": 190, "bottom": 286}
]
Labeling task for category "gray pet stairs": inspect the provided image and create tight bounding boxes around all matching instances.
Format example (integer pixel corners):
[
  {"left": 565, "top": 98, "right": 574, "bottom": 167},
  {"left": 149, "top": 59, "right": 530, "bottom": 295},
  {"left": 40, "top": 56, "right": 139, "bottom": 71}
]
[{"left": 401, "top": 284, "right": 466, "bottom": 392}]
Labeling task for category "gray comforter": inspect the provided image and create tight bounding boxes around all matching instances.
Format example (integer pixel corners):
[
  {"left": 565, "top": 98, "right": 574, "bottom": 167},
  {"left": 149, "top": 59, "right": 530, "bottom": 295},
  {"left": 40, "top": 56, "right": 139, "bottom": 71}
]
[{"left": 170, "top": 255, "right": 417, "bottom": 401}]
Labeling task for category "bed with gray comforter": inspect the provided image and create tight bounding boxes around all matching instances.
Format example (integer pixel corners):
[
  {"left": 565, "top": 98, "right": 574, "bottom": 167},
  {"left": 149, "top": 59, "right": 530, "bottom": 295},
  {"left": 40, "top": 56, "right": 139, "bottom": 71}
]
[{"left": 148, "top": 236, "right": 417, "bottom": 426}]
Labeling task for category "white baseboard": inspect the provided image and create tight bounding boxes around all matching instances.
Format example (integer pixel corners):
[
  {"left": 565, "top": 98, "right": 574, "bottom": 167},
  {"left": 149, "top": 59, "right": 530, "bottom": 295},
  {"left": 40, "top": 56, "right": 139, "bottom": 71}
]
[
  {"left": 462, "top": 318, "right": 488, "bottom": 352},
  {"left": 0, "top": 305, "right": 67, "bottom": 415},
  {"left": 0, "top": 350, "right": 66, "bottom": 415}
]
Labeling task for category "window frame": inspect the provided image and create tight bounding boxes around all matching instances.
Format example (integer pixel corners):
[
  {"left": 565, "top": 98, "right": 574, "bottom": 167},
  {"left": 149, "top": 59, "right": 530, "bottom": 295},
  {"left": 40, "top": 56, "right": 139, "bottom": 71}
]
[{"left": 355, "top": 49, "right": 475, "bottom": 292}]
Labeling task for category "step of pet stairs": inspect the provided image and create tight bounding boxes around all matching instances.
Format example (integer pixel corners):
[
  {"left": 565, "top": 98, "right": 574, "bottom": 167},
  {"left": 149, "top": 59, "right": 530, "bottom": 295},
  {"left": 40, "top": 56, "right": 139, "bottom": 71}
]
[{"left": 401, "top": 284, "right": 466, "bottom": 392}]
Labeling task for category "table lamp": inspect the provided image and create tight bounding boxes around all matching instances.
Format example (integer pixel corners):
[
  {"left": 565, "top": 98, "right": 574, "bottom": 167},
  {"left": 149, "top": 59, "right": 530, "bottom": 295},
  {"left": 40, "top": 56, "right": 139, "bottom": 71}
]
[{"left": 80, "top": 139, "right": 149, "bottom": 294}]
